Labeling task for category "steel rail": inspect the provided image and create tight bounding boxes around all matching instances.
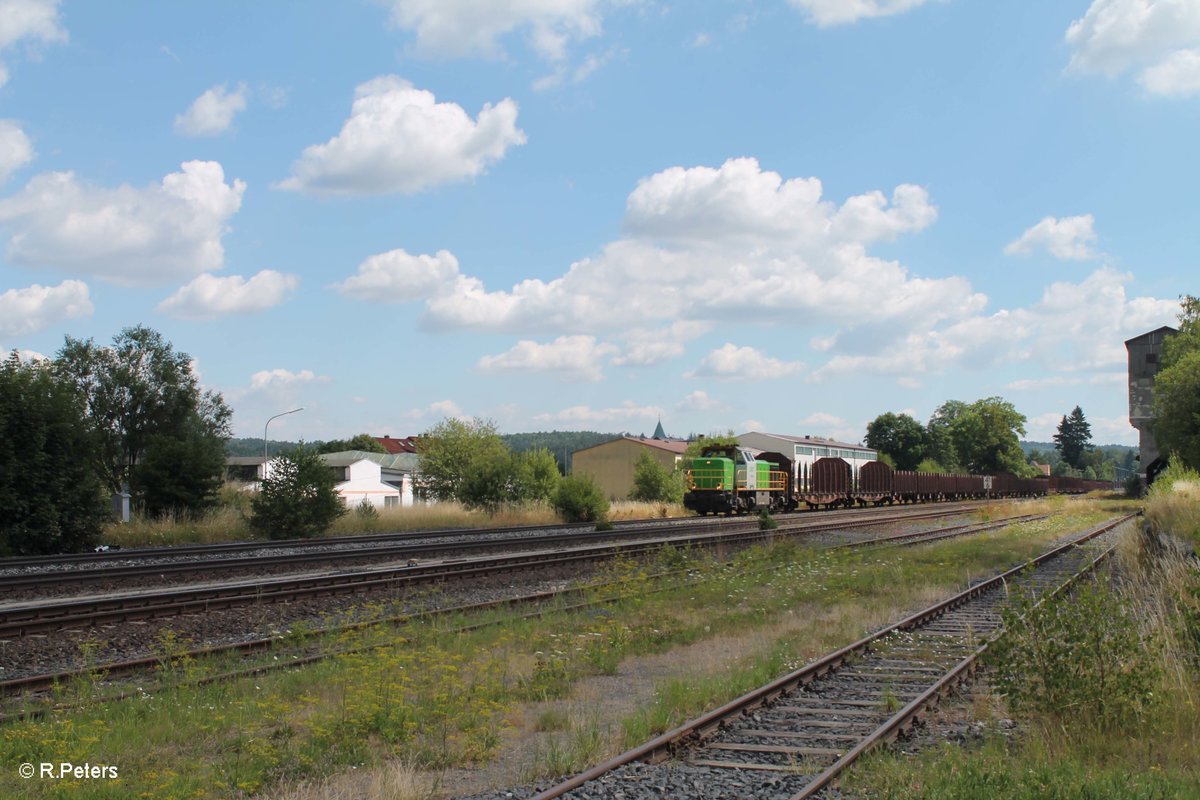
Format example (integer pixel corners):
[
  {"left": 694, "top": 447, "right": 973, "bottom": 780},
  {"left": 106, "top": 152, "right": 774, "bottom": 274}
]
[
  {"left": 0, "top": 508, "right": 995, "bottom": 638},
  {"left": 0, "top": 506, "right": 979, "bottom": 593},
  {"left": 2, "top": 511, "right": 1038, "bottom": 697},
  {"left": 527, "top": 513, "right": 1136, "bottom": 800},
  {"left": 0, "top": 501, "right": 996, "bottom": 568},
  {"left": 788, "top": 522, "right": 1123, "bottom": 799}
]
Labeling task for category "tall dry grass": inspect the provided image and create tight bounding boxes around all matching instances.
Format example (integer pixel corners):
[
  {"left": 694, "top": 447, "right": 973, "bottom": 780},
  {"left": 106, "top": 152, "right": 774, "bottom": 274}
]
[{"left": 101, "top": 494, "right": 694, "bottom": 548}]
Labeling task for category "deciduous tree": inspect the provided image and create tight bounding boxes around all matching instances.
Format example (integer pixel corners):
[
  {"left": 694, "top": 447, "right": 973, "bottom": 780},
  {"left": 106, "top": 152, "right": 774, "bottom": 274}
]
[
  {"left": 415, "top": 417, "right": 510, "bottom": 502},
  {"left": 1154, "top": 295, "right": 1200, "bottom": 470},
  {"left": 864, "top": 412, "right": 928, "bottom": 471},
  {"left": 629, "top": 451, "right": 683, "bottom": 503},
  {"left": 54, "top": 326, "right": 231, "bottom": 515},
  {"left": 0, "top": 353, "right": 108, "bottom": 554}
]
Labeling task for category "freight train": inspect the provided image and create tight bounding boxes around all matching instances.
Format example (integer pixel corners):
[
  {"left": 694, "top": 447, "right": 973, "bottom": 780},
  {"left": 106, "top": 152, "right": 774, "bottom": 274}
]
[{"left": 683, "top": 444, "right": 1111, "bottom": 515}]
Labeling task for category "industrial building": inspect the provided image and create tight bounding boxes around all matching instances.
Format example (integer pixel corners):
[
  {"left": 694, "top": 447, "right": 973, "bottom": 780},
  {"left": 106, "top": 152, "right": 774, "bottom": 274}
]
[
  {"left": 1126, "top": 326, "right": 1177, "bottom": 485},
  {"left": 571, "top": 435, "right": 690, "bottom": 500},
  {"left": 736, "top": 432, "right": 876, "bottom": 482}
]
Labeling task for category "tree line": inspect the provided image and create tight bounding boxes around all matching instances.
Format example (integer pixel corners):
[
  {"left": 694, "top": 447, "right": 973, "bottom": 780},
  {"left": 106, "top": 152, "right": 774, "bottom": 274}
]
[
  {"left": 1, "top": 326, "right": 231, "bottom": 554},
  {"left": 1154, "top": 294, "right": 1200, "bottom": 473}
]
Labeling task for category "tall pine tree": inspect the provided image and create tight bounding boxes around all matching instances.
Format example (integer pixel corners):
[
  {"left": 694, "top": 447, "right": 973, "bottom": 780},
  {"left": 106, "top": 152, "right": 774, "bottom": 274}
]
[{"left": 1053, "top": 406, "right": 1092, "bottom": 469}]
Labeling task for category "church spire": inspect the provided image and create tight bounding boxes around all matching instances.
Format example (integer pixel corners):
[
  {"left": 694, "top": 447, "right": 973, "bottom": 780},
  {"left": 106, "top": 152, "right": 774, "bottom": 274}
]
[{"left": 652, "top": 418, "right": 667, "bottom": 440}]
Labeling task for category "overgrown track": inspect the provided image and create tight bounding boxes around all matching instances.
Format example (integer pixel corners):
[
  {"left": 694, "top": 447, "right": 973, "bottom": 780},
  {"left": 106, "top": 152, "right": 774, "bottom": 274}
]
[
  {"left": 0, "top": 505, "right": 989, "bottom": 596},
  {"left": 0, "top": 506, "right": 994, "bottom": 638},
  {"left": 0, "top": 502, "right": 994, "bottom": 571},
  {"left": 0, "top": 511, "right": 1049, "bottom": 721},
  {"left": 526, "top": 513, "right": 1136, "bottom": 800}
]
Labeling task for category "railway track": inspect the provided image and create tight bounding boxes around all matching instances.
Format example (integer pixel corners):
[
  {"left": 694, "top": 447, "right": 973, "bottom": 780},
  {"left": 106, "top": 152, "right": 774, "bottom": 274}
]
[
  {"left": 524, "top": 513, "right": 1136, "bottom": 800},
  {"left": 1, "top": 510, "right": 1050, "bottom": 722},
  {"left": 0, "top": 501, "right": 995, "bottom": 573},
  {"left": 0, "top": 506, "right": 994, "bottom": 638},
  {"left": 0, "top": 504, "right": 991, "bottom": 596}
]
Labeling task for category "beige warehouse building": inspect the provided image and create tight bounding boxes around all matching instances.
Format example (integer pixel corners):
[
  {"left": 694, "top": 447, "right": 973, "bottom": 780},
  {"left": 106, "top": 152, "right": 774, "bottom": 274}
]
[{"left": 571, "top": 436, "right": 690, "bottom": 500}]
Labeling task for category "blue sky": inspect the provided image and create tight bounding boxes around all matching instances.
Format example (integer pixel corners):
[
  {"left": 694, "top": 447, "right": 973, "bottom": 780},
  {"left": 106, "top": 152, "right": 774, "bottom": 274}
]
[{"left": 1, "top": 1, "right": 1196, "bottom": 446}]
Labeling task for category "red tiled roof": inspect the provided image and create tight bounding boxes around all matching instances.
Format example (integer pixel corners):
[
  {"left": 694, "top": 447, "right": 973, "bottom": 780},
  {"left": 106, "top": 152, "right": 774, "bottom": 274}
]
[{"left": 376, "top": 435, "right": 419, "bottom": 454}]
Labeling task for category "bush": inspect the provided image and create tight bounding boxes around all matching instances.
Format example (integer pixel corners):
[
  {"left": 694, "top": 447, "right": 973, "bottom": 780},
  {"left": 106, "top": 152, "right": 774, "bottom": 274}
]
[
  {"left": 552, "top": 473, "right": 610, "bottom": 523},
  {"left": 989, "top": 576, "right": 1160, "bottom": 730},
  {"left": 629, "top": 451, "right": 683, "bottom": 503},
  {"left": 249, "top": 447, "right": 346, "bottom": 539}
]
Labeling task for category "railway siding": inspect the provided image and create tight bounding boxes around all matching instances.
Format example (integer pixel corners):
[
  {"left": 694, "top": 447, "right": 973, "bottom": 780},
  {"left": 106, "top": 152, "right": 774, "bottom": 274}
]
[{"left": 521, "top": 514, "right": 1134, "bottom": 800}]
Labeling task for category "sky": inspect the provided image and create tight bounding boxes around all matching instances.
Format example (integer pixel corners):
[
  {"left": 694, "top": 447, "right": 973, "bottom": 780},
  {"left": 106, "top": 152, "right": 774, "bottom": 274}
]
[{"left": 1, "top": 1, "right": 1196, "bottom": 447}]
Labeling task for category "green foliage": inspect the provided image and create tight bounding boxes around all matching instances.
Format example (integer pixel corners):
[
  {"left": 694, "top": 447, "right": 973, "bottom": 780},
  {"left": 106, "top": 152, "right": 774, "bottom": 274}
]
[
  {"left": 915, "top": 457, "right": 946, "bottom": 473},
  {"left": 513, "top": 447, "right": 562, "bottom": 503},
  {"left": 249, "top": 447, "right": 347, "bottom": 539},
  {"left": 926, "top": 400, "right": 967, "bottom": 473},
  {"left": 415, "top": 417, "right": 510, "bottom": 503},
  {"left": 552, "top": 472, "right": 610, "bottom": 523},
  {"left": 989, "top": 577, "right": 1160, "bottom": 729},
  {"left": 943, "top": 397, "right": 1031, "bottom": 475},
  {"left": 317, "top": 433, "right": 387, "bottom": 454},
  {"left": 53, "top": 325, "right": 231, "bottom": 513},
  {"left": 1161, "top": 293, "right": 1200, "bottom": 370},
  {"left": 865, "top": 411, "right": 928, "bottom": 471},
  {"left": 629, "top": 451, "right": 683, "bottom": 503},
  {"left": 0, "top": 353, "right": 108, "bottom": 554},
  {"left": 756, "top": 508, "right": 778, "bottom": 530},
  {"left": 1152, "top": 296, "right": 1200, "bottom": 471},
  {"left": 682, "top": 431, "right": 739, "bottom": 460},
  {"left": 133, "top": 418, "right": 227, "bottom": 519},
  {"left": 1153, "top": 349, "right": 1200, "bottom": 471},
  {"left": 501, "top": 430, "right": 614, "bottom": 473},
  {"left": 1053, "top": 406, "right": 1094, "bottom": 469},
  {"left": 457, "top": 448, "right": 522, "bottom": 512}
]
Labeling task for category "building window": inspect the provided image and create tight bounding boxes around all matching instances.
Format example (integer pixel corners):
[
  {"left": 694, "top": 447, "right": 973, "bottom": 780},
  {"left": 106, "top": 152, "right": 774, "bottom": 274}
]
[{"left": 385, "top": 496, "right": 399, "bottom": 508}]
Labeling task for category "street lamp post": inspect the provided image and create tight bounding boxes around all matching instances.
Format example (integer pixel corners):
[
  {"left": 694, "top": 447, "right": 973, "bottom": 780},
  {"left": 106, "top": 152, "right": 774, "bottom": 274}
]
[{"left": 264, "top": 407, "right": 304, "bottom": 477}]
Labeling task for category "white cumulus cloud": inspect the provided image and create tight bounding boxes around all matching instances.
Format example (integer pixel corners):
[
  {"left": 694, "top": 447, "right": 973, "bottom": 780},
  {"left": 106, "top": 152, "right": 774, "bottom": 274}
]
[
  {"left": 157, "top": 270, "right": 299, "bottom": 319},
  {"left": 279, "top": 76, "right": 526, "bottom": 196},
  {"left": 686, "top": 343, "right": 804, "bottom": 381},
  {"left": 788, "top": 0, "right": 940, "bottom": 27},
  {"left": 250, "top": 368, "right": 327, "bottom": 391},
  {"left": 676, "top": 390, "right": 722, "bottom": 412},
  {"left": 0, "top": 279, "right": 91, "bottom": 336},
  {"left": 1066, "top": 0, "right": 1200, "bottom": 96},
  {"left": 533, "top": 401, "right": 663, "bottom": 425},
  {"left": 1004, "top": 214, "right": 1099, "bottom": 260},
  {"left": 1139, "top": 47, "right": 1200, "bottom": 95},
  {"left": 385, "top": 0, "right": 606, "bottom": 61},
  {"left": 0, "top": 0, "right": 67, "bottom": 86},
  {"left": 813, "top": 266, "right": 1176, "bottom": 382},
  {"left": 174, "top": 83, "right": 248, "bottom": 136},
  {"left": 0, "top": 161, "right": 245, "bottom": 286},
  {"left": 0, "top": 120, "right": 34, "bottom": 183},
  {"left": 477, "top": 335, "right": 617, "bottom": 381},
  {"left": 418, "top": 158, "right": 975, "bottom": 336},
  {"left": 334, "top": 248, "right": 460, "bottom": 301}
]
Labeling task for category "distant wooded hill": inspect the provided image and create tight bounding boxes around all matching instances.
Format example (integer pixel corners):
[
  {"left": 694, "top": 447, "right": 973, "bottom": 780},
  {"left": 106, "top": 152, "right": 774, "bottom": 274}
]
[
  {"left": 227, "top": 431, "right": 621, "bottom": 472},
  {"left": 1019, "top": 441, "right": 1135, "bottom": 457}
]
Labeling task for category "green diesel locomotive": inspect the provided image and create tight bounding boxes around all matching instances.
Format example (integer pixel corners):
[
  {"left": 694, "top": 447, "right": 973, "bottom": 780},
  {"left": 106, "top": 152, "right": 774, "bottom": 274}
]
[{"left": 683, "top": 445, "right": 789, "bottom": 515}]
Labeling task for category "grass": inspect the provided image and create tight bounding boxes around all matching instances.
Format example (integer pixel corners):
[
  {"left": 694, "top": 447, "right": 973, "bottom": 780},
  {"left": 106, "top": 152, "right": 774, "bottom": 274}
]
[
  {"left": 842, "top": 485, "right": 1200, "bottom": 799},
  {"left": 4, "top": 502, "right": 1116, "bottom": 798},
  {"left": 101, "top": 493, "right": 692, "bottom": 548}
]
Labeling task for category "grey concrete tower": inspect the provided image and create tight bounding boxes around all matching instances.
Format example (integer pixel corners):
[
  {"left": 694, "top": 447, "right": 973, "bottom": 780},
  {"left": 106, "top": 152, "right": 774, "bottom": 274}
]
[{"left": 1125, "top": 325, "right": 1177, "bottom": 482}]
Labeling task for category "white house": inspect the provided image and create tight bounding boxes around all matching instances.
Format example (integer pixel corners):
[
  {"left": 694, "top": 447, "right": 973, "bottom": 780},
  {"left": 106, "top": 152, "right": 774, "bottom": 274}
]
[
  {"left": 225, "top": 451, "right": 413, "bottom": 508},
  {"left": 319, "top": 455, "right": 402, "bottom": 509}
]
